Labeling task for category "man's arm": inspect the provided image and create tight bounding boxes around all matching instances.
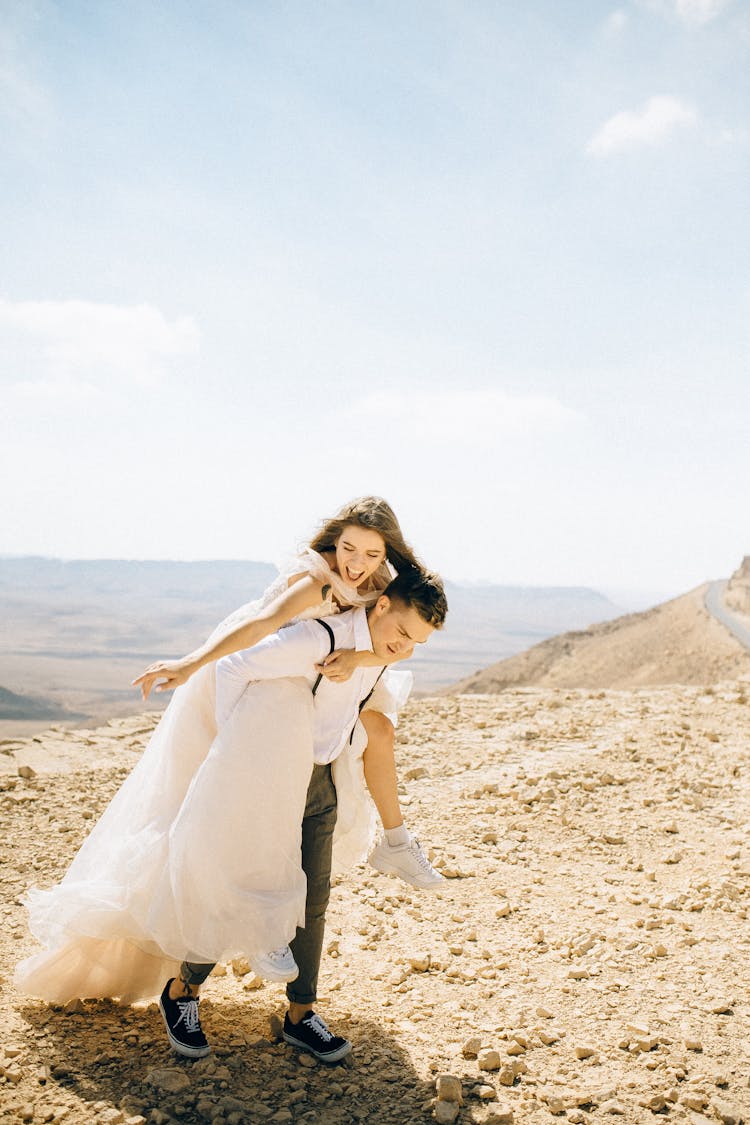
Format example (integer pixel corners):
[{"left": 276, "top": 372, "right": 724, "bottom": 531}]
[{"left": 215, "top": 618, "right": 330, "bottom": 725}]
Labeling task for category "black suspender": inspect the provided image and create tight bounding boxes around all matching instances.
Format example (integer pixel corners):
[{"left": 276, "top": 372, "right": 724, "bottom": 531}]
[
  {"left": 349, "top": 665, "right": 386, "bottom": 744},
  {"left": 311, "top": 619, "right": 336, "bottom": 697},
  {"left": 311, "top": 619, "right": 387, "bottom": 744}
]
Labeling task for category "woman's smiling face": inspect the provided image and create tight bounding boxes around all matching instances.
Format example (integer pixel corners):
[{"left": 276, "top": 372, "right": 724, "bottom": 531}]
[{"left": 334, "top": 524, "right": 387, "bottom": 587}]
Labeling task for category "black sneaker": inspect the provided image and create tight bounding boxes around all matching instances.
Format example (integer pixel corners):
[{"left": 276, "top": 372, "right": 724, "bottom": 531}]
[
  {"left": 159, "top": 978, "right": 210, "bottom": 1059},
  {"left": 283, "top": 1010, "right": 351, "bottom": 1062}
]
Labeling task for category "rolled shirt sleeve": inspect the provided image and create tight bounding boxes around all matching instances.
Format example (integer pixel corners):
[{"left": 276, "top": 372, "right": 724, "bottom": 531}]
[{"left": 215, "top": 619, "right": 328, "bottom": 726}]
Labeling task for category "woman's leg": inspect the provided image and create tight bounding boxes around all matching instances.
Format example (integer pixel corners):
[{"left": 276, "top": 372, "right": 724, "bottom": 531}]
[
  {"left": 359, "top": 710, "right": 403, "bottom": 830},
  {"left": 361, "top": 710, "right": 444, "bottom": 890}
]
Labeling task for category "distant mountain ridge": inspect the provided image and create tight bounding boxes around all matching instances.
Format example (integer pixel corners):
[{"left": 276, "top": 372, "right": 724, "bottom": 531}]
[
  {"left": 0, "top": 556, "right": 278, "bottom": 598},
  {"left": 0, "top": 557, "right": 621, "bottom": 729},
  {"left": 0, "top": 685, "right": 85, "bottom": 722}
]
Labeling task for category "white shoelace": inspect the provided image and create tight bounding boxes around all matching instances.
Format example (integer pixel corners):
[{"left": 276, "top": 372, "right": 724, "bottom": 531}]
[
  {"left": 408, "top": 838, "right": 437, "bottom": 871},
  {"left": 175, "top": 997, "right": 201, "bottom": 1034},
  {"left": 267, "top": 945, "right": 292, "bottom": 963},
  {"left": 305, "top": 1013, "right": 334, "bottom": 1042}
]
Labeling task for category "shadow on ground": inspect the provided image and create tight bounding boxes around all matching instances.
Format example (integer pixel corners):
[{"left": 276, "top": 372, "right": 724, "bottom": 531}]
[{"left": 11, "top": 995, "right": 488, "bottom": 1124}]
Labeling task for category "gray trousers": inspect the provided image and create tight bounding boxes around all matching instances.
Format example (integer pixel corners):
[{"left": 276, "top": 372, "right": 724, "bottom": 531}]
[{"left": 180, "top": 762, "right": 338, "bottom": 1007}]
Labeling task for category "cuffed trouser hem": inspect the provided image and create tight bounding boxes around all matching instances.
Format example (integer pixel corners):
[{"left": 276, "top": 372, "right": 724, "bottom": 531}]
[
  {"left": 180, "top": 960, "right": 215, "bottom": 987},
  {"left": 286, "top": 763, "right": 337, "bottom": 1007},
  {"left": 286, "top": 988, "right": 317, "bottom": 1006}
]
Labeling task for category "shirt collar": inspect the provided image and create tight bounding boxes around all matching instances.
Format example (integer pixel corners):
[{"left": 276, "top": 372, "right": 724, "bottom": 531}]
[{"left": 353, "top": 605, "right": 375, "bottom": 653}]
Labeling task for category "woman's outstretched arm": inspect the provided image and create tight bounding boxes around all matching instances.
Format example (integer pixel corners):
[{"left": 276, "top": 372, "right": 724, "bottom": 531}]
[{"left": 132, "top": 574, "right": 325, "bottom": 699}]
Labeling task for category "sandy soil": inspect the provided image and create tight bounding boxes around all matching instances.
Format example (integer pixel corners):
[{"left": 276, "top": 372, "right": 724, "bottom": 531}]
[
  {"left": 2, "top": 688, "right": 749, "bottom": 1124},
  {"left": 452, "top": 587, "right": 750, "bottom": 694}
]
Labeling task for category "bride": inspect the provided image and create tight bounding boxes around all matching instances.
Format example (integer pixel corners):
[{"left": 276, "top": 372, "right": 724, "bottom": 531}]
[{"left": 15, "top": 497, "right": 442, "bottom": 1006}]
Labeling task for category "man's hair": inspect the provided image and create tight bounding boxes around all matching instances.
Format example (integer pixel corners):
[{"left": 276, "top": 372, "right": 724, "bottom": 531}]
[{"left": 382, "top": 566, "right": 448, "bottom": 629}]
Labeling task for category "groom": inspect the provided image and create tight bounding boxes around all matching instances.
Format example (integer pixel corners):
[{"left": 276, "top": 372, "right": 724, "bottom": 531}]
[{"left": 158, "top": 565, "right": 448, "bottom": 1062}]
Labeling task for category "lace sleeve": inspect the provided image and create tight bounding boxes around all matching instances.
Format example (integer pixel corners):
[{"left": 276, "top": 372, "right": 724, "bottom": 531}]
[
  {"left": 204, "top": 550, "right": 340, "bottom": 648},
  {"left": 203, "top": 570, "right": 290, "bottom": 647}
]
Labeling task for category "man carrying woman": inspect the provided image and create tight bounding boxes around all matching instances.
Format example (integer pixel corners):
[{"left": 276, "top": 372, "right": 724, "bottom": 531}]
[
  {"left": 15, "top": 498, "right": 448, "bottom": 1065},
  {"left": 159, "top": 565, "right": 447, "bottom": 1061}
]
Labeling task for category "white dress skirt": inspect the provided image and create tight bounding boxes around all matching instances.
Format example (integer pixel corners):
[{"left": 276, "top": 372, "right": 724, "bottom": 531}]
[{"left": 14, "top": 551, "right": 411, "bottom": 1005}]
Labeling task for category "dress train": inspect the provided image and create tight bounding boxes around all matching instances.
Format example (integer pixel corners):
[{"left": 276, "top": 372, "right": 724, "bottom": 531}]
[{"left": 14, "top": 552, "right": 410, "bottom": 1004}]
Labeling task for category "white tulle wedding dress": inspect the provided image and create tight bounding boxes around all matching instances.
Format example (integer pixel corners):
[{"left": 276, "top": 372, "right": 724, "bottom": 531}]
[{"left": 15, "top": 549, "right": 410, "bottom": 1005}]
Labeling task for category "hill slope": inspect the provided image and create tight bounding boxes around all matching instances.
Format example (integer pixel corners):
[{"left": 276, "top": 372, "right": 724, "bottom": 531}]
[
  {"left": 449, "top": 584, "right": 750, "bottom": 692},
  {"left": 726, "top": 554, "right": 750, "bottom": 614}
]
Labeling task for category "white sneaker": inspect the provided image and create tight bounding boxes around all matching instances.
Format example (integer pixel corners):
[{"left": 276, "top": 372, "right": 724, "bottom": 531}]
[
  {"left": 251, "top": 945, "right": 299, "bottom": 983},
  {"left": 368, "top": 833, "right": 445, "bottom": 890}
]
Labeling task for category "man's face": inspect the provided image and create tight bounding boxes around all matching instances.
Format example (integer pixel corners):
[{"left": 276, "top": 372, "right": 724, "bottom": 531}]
[{"left": 368, "top": 596, "right": 435, "bottom": 661}]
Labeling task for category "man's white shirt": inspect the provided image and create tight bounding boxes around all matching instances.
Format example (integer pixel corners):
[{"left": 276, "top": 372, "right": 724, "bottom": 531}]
[{"left": 215, "top": 606, "right": 383, "bottom": 765}]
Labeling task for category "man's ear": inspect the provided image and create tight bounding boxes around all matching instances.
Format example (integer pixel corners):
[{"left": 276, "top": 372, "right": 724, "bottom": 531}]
[{"left": 372, "top": 594, "right": 390, "bottom": 617}]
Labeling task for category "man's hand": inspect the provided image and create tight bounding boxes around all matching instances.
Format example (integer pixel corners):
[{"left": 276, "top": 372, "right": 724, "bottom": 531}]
[{"left": 131, "top": 659, "right": 197, "bottom": 701}]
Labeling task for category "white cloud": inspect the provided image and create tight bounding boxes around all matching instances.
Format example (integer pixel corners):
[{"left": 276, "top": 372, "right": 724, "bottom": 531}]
[
  {"left": 0, "top": 56, "right": 50, "bottom": 123},
  {"left": 344, "top": 389, "right": 581, "bottom": 444},
  {"left": 0, "top": 4, "right": 54, "bottom": 127},
  {"left": 0, "top": 299, "right": 200, "bottom": 392},
  {"left": 714, "top": 124, "right": 747, "bottom": 145},
  {"left": 673, "top": 0, "right": 730, "bottom": 24},
  {"left": 586, "top": 95, "right": 698, "bottom": 156},
  {"left": 604, "top": 9, "right": 629, "bottom": 36},
  {"left": 638, "top": 0, "right": 731, "bottom": 25}
]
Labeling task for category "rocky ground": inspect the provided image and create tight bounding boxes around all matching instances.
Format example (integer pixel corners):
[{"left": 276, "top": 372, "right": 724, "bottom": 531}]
[{"left": 2, "top": 685, "right": 750, "bottom": 1124}]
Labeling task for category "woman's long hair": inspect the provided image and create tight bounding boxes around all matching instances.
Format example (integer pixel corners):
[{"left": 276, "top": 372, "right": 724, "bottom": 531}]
[{"left": 309, "top": 496, "right": 421, "bottom": 575}]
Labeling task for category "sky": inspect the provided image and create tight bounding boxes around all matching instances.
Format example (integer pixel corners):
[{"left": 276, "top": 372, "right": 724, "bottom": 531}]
[{"left": 1, "top": 0, "right": 749, "bottom": 598}]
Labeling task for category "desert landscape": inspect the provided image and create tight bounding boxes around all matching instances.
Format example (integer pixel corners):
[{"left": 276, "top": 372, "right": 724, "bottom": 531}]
[
  {"left": 0, "top": 557, "right": 621, "bottom": 738},
  {"left": 5, "top": 2, "right": 746, "bottom": 1121},
  {"left": 2, "top": 563, "right": 749, "bottom": 1124}
]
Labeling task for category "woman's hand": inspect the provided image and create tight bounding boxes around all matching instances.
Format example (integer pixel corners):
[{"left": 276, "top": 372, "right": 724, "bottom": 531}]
[
  {"left": 315, "top": 642, "right": 415, "bottom": 682},
  {"left": 314, "top": 649, "right": 361, "bottom": 683},
  {"left": 132, "top": 659, "right": 197, "bottom": 701}
]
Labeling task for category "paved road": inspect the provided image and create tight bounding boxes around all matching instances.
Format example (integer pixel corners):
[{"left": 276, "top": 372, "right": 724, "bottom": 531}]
[{"left": 704, "top": 580, "right": 750, "bottom": 652}]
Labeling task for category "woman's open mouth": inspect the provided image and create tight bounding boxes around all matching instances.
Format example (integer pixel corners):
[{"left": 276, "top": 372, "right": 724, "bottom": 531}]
[{"left": 345, "top": 567, "right": 364, "bottom": 582}]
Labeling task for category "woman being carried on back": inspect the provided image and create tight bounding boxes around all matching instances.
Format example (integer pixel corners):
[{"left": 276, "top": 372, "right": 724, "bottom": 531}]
[
  {"left": 16, "top": 497, "right": 443, "bottom": 1012},
  {"left": 135, "top": 493, "right": 440, "bottom": 895}
]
